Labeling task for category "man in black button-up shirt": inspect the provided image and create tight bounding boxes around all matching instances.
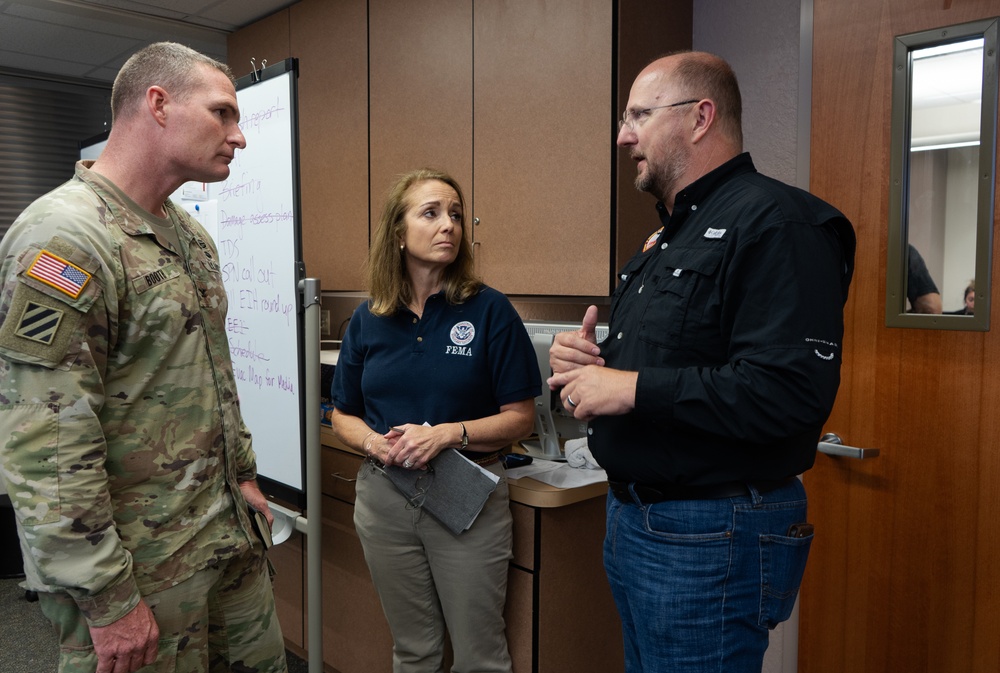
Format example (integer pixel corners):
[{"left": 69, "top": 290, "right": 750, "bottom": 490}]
[{"left": 549, "top": 52, "right": 855, "bottom": 673}]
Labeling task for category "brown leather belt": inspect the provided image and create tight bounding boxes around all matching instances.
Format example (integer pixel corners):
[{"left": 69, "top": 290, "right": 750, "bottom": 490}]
[
  {"left": 467, "top": 451, "right": 502, "bottom": 467},
  {"left": 608, "top": 477, "right": 795, "bottom": 504}
]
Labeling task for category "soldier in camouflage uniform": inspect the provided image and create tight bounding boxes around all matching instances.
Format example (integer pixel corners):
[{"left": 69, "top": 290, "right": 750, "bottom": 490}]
[{"left": 0, "top": 43, "right": 286, "bottom": 673}]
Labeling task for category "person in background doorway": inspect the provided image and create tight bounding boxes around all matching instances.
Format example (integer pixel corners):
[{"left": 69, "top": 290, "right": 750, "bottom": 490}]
[
  {"left": 330, "top": 168, "right": 541, "bottom": 673},
  {"left": 946, "top": 279, "right": 975, "bottom": 315},
  {"left": 907, "top": 244, "right": 942, "bottom": 314},
  {"left": 548, "top": 51, "right": 856, "bottom": 673},
  {"left": 0, "top": 42, "right": 286, "bottom": 673}
]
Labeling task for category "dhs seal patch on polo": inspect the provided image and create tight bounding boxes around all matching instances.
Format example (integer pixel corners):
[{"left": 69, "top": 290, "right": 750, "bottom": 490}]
[{"left": 446, "top": 320, "right": 475, "bottom": 356}]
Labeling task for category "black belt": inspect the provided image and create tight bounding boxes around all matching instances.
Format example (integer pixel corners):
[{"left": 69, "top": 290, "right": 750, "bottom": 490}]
[{"left": 608, "top": 477, "right": 795, "bottom": 504}]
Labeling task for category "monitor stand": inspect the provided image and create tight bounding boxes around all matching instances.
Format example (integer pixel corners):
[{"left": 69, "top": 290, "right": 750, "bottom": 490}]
[{"left": 520, "top": 437, "right": 566, "bottom": 462}]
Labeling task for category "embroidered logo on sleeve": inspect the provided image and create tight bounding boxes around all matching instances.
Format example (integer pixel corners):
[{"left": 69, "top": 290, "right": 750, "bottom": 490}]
[
  {"left": 26, "top": 250, "right": 92, "bottom": 299},
  {"left": 805, "top": 337, "right": 838, "bottom": 360},
  {"left": 14, "top": 301, "right": 64, "bottom": 345}
]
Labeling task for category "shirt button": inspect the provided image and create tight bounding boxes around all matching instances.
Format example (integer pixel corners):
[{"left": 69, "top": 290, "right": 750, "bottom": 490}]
[
  {"left": 660, "top": 243, "right": 668, "bottom": 250},
  {"left": 691, "top": 204, "right": 698, "bottom": 211},
  {"left": 412, "top": 317, "right": 417, "bottom": 324},
  {"left": 587, "top": 427, "right": 593, "bottom": 436},
  {"left": 617, "top": 332, "right": 623, "bottom": 339},
  {"left": 417, "top": 337, "right": 423, "bottom": 342}
]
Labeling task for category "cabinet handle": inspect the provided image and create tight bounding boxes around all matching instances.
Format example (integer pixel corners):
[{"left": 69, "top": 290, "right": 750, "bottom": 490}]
[{"left": 330, "top": 472, "right": 357, "bottom": 483}]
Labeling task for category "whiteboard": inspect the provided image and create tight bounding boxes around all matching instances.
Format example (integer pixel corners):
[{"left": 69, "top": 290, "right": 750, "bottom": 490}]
[{"left": 209, "top": 60, "right": 304, "bottom": 497}]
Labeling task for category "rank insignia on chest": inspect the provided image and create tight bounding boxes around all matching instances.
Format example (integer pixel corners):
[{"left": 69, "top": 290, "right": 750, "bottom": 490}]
[
  {"left": 14, "top": 301, "right": 64, "bottom": 345},
  {"left": 642, "top": 227, "right": 664, "bottom": 253},
  {"left": 26, "top": 250, "right": 92, "bottom": 299}
]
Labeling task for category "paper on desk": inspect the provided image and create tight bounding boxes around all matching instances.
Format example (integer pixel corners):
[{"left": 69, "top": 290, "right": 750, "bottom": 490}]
[{"left": 506, "top": 459, "right": 608, "bottom": 489}]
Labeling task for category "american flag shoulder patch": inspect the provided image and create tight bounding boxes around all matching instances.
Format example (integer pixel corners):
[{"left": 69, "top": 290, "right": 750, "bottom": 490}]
[
  {"left": 14, "top": 301, "right": 65, "bottom": 345},
  {"left": 26, "top": 250, "right": 91, "bottom": 299}
]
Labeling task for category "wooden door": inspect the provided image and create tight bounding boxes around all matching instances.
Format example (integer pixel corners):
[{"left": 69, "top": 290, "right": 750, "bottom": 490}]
[{"left": 800, "top": 1, "right": 1000, "bottom": 672}]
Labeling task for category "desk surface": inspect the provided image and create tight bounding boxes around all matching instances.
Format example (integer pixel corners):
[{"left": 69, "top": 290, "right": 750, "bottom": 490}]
[{"left": 319, "top": 426, "right": 607, "bottom": 508}]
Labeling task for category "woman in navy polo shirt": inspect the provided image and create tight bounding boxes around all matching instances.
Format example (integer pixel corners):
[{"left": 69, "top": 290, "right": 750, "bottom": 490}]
[{"left": 331, "top": 168, "right": 541, "bottom": 673}]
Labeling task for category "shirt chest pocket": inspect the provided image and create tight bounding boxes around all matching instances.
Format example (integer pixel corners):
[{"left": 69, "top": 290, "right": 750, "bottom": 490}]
[{"left": 638, "top": 247, "right": 724, "bottom": 350}]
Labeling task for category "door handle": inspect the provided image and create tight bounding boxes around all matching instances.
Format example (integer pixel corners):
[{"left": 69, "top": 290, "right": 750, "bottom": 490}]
[{"left": 817, "top": 433, "right": 881, "bottom": 459}]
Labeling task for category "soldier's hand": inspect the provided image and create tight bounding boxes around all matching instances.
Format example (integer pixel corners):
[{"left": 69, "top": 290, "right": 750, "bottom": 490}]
[{"left": 91, "top": 599, "right": 159, "bottom": 673}]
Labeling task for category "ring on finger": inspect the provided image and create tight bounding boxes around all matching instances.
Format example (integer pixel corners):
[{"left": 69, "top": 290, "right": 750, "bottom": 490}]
[
  {"left": 566, "top": 394, "right": 578, "bottom": 408},
  {"left": 403, "top": 459, "right": 414, "bottom": 468}
]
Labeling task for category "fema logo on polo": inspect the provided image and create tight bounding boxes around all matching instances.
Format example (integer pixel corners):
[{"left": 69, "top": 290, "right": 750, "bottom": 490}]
[{"left": 446, "top": 321, "right": 475, "bottom": 356}]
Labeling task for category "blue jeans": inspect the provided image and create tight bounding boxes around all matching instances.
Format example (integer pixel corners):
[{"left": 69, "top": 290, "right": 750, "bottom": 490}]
[{"left": 603, "top": 479, "right": 812, "bottom": 673}]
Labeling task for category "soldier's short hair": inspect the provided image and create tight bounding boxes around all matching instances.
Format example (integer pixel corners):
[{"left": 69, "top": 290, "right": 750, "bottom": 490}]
[{"left": 110, "top": 42, "right": 235, "bottom": 124}]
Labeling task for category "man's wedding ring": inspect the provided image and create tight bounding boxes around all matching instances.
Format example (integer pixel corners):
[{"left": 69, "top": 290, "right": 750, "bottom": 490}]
[
  {"left": 403, "top": 459, "right": 413, "bottom": 468},
  {"left": 566, "top": 395, "right": 577, "bottom": 408}
]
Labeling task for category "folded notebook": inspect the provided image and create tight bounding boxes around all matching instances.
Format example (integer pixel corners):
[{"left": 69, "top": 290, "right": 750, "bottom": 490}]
[{"left": 383, "top": 448, "right": 499, "bottom": 535}]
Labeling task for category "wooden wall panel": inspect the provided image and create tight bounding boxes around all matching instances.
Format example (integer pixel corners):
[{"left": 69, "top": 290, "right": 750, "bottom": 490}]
[
  {"left": 802, "top": 1, "right": 1000, "bottom": 672},
  {"left": 615, "top": 0, "right": 692, "bottom": 271}
]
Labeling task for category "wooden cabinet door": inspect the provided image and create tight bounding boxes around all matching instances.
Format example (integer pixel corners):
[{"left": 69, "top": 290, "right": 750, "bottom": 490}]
[
  {"left": 226, "top": 11, "right": 290, "bottom": 81},
  {"left": 369, "top": 0, "right": 474, "bottom": 230},
  {"left": 268, "top": 530, "right": 305, "bottom": 649},
  {"left": 290, "top": 0, "right": 369, "bottom": 291},
  {"left": 318, "top": 495, "right": 394, "bottom": 673},
  {"left": 800, "top": 1, "right": 1000, "bottom": 671},
  {"left": 231, "top": 0, "right": 370, "bottom": 291},
  {"left": 473, "top": 0, "right": 613, "bottom": 296}
]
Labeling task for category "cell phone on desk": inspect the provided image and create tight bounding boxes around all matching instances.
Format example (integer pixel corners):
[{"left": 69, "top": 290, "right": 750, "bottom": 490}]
[{"left": 502, "top": 454, "right": 533, "bottom": 469}]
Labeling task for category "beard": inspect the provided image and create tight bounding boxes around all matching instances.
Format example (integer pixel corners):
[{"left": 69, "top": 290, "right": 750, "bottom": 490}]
[{"left": 633, "top": 138, "right": 690, "bottom": 202}]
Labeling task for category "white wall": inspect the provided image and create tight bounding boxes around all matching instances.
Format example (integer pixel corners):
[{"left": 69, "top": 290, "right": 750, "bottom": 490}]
[{"left": 694, "top": 0, "right": 806, "bottom": 187}]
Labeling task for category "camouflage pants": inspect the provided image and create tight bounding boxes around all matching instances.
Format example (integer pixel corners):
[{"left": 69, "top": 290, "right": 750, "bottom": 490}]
[{"left": 38, "top": 545, "right": 287, "bottom": 673}]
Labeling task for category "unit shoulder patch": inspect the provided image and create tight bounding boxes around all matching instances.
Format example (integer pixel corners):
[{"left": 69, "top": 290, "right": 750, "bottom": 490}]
[
  {"left": 0, "top": 283, "right": 83, "bottom": 367},
  {"left": 13, "top": 302, "right": 64, "bottom": 345}
]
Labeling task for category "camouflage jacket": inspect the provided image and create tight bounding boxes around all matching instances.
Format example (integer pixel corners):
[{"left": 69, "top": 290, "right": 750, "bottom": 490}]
[{"left": 0, "top": 162, "right": 258, "bottom": 627}]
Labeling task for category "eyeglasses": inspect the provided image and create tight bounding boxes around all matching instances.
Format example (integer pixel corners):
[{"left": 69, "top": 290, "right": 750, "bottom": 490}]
[{"left": 618, "top": 99, "right": 700, "bottom": 132}]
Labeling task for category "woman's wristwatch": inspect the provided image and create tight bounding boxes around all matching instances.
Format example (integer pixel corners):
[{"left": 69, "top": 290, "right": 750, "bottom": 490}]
[{"left": 459, "top": 422, "right": 468, "bottom": 450}]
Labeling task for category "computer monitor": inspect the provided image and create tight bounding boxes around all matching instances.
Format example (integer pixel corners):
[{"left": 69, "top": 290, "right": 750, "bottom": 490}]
[{"left": 521, "top": 320, "right": 609, "bottom": 460}]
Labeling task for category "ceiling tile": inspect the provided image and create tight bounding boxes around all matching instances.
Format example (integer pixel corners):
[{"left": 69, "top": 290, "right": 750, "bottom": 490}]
[
  {"left": 0, "top": 0, "right": 292, "bottom": 83},
  {"left": 0, "top": 14, "right": 138, "bottom": 65}
]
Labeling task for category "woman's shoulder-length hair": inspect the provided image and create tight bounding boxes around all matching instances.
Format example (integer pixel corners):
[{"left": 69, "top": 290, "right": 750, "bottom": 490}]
[{"left": 366, "top": 168, "right": 482, "bottom": 317}]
